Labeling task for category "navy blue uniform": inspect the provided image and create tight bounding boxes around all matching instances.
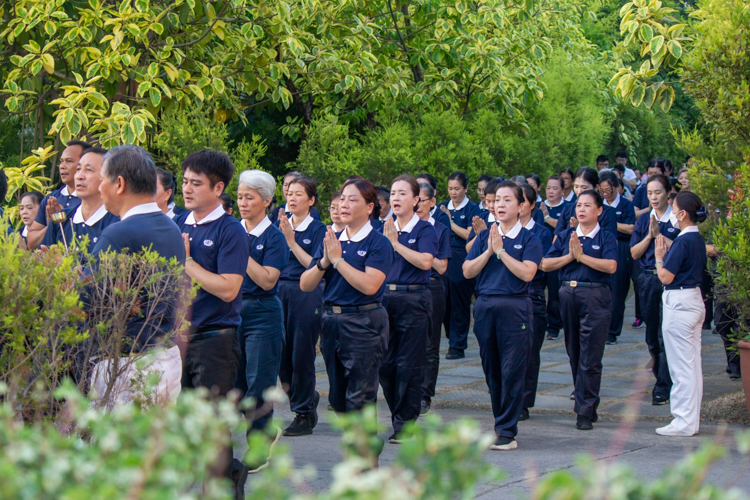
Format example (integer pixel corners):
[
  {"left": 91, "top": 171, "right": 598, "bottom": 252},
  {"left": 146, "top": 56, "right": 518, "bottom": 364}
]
[
  {"left": 546, "top": 225, "right": 617, "bottom": 418},
  {"left": 606, "top": 195, "right": 637, "bottom": 338},
  {"left": 542, "top": 199, "right": 568, "bottom": 336},
  {"left": 309, "top": 222, "right": 394, "bottom": 412},
  {"left": 439, "top": 198, "right": 481, "bottom": 351},
  {"left": 236, "top": 216, "right": 289, "bottom": 431},
  {"left": 34, "top": 185, "right": 80, "bottom": 227},
  {"left": 663, "top": 229, "right": 706, "bottom": 290},
  {"left": 467, "top": 222, "right": 542, "bottom": 439},
  {"left": 269, "top": 204, "right": 321, "bottom": 224},
  {"left": 91, "top": 205, "right": 185, "bottom": 349},
  {"left": 42, "top": 205, "right": 119, "bottom": 252},
  {"left": 554, "top": 202, "right": 618, "bottom": 238},
  {"left": 275, "top": 214, "right": 326, "bottom": 418},
  {"left": 380, "top": 215, "right": 438, "bottom": 435},
  {"left": 630, "top": 208, "right": 680, "bottom": 400},
  {"left": 632, "top": 185, "right": 649, "bottom": 211}
]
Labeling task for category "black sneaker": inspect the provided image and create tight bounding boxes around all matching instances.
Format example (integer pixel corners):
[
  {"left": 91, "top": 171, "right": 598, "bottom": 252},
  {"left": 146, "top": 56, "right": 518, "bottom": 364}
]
[
  {"left": 652, "top": 394, "right": 669, "bottom": 405},
  {"left": 591, "top": 410, "right": 599, "bottom": 423},
  {"left": 231, "top": 458, "right": 248, "bottom": 499},
  {"left": 518, "top": 408, "right": 530, "bottom": 421},
  {"left": 605, "top": 334, "right": 617, "bottom": 345},
  {"left": 420, "top": 399, "right": 431, "bottom": 415},
  {"left": 702, "top": 321, "right": 712, "bottom": 330},
  {"left": 446, "top": 348, "right": 465, "bottom": 360},
  {"left": 489, "top": 436, "right": 517, "bottom": 450},
  {"left": 546, "top": 330, "right": 559, "bottom": 340},
  {"left": 388, "top": 433, "right": 402, "bottom": 444},
  {"left": 310, "top": 391, "right": 320, "bottom": 429},
  {"left": 576, "top": 414, "right": 593, "bottom": 430},
  {"left": 283, "top": 413, "right": 313, "bottom": 436}
]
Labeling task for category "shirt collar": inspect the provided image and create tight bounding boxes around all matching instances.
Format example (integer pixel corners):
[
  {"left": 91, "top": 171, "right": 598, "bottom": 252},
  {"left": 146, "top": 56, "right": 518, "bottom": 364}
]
[
  {"left": 60, "top": 185, "right": 76, "bottom": 197},
  {"left": 650, "top": 204, "right": 673, "bottom": 224},
  {"left": 428, "top": 216, "right": 435, "bottom": 226},
  {"left": 487, "top": 212, "right": 496, "bottom": 223},
  {"left": 447, "top": 197, "right": 469, "bottom": 211},
  {"left": 340, "top": 220, "right": 373, "bottom": 242},
  {"left": 72, "top": 204, "right": 108, "bottom": 226},
  {"left": 395, "top": 213, "right": 420, "bottom": 233},
  {"left": 185, "top": 204, "right": 225, "bottom": 225},
  {"left": 292, "top": 213, "right": 314, "bottom": 232},
  {"left": 379, "top": 208, "right": 393, "bottom": 222},
  {"left": 576, "top": 223, "right": 601, "bottom": 239},
  {"left": 499, "top": 220, "right": 522, "bottom": 239},
  {"left": 604, "top": 192, "right": 621, "bottom": 208},
  {"left": 677, "top": 225, "right": 699, "bottom": 237},
  {"left": 524, "top": 218, "right": 535, "bottom": 230},
  {"left": 244, "top": 216, "right": 272, "bottom": 237},
  {"left": 544, "top": 198, "right": 565, "bottom": 208},
  {"left": 536, "top": 194, "right": 543, "bottom": 203},
  {"left": 564, "top": 191, "right": 575, "bottom": 202},
  {"left": 122, "top": 202, "right": 162, "bottom": 221},
  {"left": 22, "top": 226, "right": 28, "bottom": 237}
]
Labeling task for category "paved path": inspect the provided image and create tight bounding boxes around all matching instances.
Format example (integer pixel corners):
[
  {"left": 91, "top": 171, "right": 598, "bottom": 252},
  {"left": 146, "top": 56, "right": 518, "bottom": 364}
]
[{"left": 250, "top": 293, "right": 749, "bottom": 497}]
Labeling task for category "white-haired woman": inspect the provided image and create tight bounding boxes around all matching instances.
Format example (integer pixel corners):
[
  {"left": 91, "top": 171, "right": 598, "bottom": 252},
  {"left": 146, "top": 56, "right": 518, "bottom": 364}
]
[{"left": 235, "top": 170, "right": 290, "bottom": 453}]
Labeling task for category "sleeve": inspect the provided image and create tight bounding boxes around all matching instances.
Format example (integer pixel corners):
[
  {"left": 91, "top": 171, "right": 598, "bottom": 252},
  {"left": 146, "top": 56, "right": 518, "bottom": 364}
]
[
  {"left": 467, "top": 203, "right": 481, "bottom": 220},
  {"left": 310, "top": 207, "right": 321, "bottom": 220},
  {"left": 622, "top": 200, "right": 636, "bottom": 224},
  {"left": 546, "top": 230, "right": 567, "bottom": 258},
  {"left": 634, "top": 187, "right": 648, "bottom": 209},
  {"left": 217, "top": 221, "right": 250, "bottom": 276},
  {"left": 630, "top": 215, "right": 647, "bottom": 247},
  {"left": 437, "top": 226, "right": 452, "bottom": 260},
  {"left": 417, "top": 224, "right": 439, "bottom": 256},
  {"left": 554, "top": 204, "right": 571, "bottom": 236},
  {"left": 310, "top": 223, "right": 326, "bottom": 256},
  {"left": 533, "top": 209, "right": 545, "bottom": 226},
  {"left": 34, "top": 195, "right": 50, "bottom": 226},
  {"left": 601, "top": 207, "right": 618, "bottom": 236},
  {"left": 624, "top": 168, "right": 636, "bottom": 181},
  {"left": 663, "top": 238, "right": 686, "bottom": 275},
  {"left": 466, "top": 230, "right": 488, "bottom": 261},
  {"left": 523, "top": 232, "right": 544, "bottom": 265},
  {"left": 363, "top": 235, "right": 394, "bottom": 274},
  {"left": 307, "top": 239, "right": 325, "bottom": 270},
  {"left": 262, "top": 230, "right": 290, "bottom": 271},
  {"left": 467, "top": 226, "right": 476, "bottom": 242},
  {"left": 40, "top": 220, "right": 57, "bottom": 247},
  {"left": 601, "top": 232, "right": 618, "bottom": 261},
  {"left": 91, "top": 233, "right": 116, "bottom": 256},
  {"left": 539, "top": 228, "right": 552, "bottom": 255}
]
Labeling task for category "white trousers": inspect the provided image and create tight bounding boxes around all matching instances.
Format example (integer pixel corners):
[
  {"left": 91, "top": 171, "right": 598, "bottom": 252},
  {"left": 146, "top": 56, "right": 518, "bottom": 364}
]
[
  {"left": 91, "top": 345, "right": 182, "bottom": 408},
  {"left": 662, "top": 288, "right": 705, "bottom": 434}
]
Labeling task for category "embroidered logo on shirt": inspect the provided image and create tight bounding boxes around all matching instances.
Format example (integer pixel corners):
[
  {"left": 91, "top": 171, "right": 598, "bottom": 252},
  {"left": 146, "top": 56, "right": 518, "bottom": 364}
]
[
  {"left": 408, "top": 239, "right": 416, "bottom": 244},
  {"left": 616, "top": 211, "right": 622, "bottom": 215},
  {"left": 460, "top": 215, "right": 465, "bottom": 219},
  {"left": 303, "top": 239, "right": 311, "bottom": 244},
  {"left": 93, "top": 237, "right": 98, "bottom": 243},
  {"left": 357, "top": 250, "right": 367, "bottom": 256},
  {"left": 514, "top": 244, "right": 522, "bottom": 249},
  {"left": 592, "top": 245, "right": 601, "bottom": 250},
  {"left": 256, "top": 244, "right": 264, "bottom": 250},
  {"left": 203, "top": 240, "right": 214, "bottom": 247},
  {"left": 667, "top": 227, "right": 675, "bottom": 232}
]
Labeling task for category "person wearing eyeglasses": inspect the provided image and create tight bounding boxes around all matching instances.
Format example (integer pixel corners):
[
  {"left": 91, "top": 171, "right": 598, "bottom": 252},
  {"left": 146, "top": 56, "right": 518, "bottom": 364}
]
[{"left": 327, "top": 191, "right": 346, "bottom": 232}]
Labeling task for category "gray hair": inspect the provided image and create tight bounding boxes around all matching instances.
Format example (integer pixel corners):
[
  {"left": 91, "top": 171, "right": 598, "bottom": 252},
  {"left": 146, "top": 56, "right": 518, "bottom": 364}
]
[
  {"left": 102, "top": 145, "right": 157, "bottom": 196},
  {"left": 238, "top": 169, "right": 275, "bottom": 201},
  {"left": 418, "top": 182, "right": 435, "bottom": 200},
  {"left": 509, "top": 175, "right": 527, "bottom": 185}
]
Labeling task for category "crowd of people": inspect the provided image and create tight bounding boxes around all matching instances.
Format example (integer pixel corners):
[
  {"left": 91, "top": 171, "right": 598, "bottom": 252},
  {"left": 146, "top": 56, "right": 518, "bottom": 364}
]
[{"left": 0, "top": 140, "right": 737, "bottom": 498}]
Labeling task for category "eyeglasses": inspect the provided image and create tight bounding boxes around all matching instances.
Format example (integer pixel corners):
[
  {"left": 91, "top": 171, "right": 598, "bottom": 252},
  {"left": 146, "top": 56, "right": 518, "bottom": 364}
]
[
  {"left": 600, "top": 187, "right": 614, "bottom": 195},
  {"left": 328, "top": 206, "right": 339, "bottom": 213}
]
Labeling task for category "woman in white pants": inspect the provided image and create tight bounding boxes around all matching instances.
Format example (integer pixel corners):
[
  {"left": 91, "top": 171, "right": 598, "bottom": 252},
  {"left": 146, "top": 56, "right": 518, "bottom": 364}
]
[{"left": 654, "top": 191, "right": 708, "bottom": 436}]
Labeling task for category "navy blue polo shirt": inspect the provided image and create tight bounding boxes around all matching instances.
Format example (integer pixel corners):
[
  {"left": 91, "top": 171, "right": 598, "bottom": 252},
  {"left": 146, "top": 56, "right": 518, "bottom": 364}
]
[
  {"left": 35, "top": 186, "right": 80, "bottom": 226},
  {"left": 546, "top": 225, "right": 618, "bottom": 283},
  {"left": 467, "top": 222, "right": 543, "bottom": 296},
  {"left": 429, "top": 217, "right": 452, "bottom": 279},
  {"left": 467, "top": 210, "right": 496, "bottom": 242},
  {"left": 384, "top": 215, "right": 439, "bottom": 285},
  {"left": 92, "top": 205, "right": 187, "bottom": 348},
  {"left": 605, "top": 194, "right": 637, "bottom": 240},
  {"left": 175, "top": 206, "right": 249, "bottom": 330},
  {"left": 309, "top": 222, "right": 394, "bottom": 306},
  {"left": 543, "top": 199, "right": 567, "bottom": 236},
  {"left": 630, "top": 209, "right": 680, "bottom": 269},
  {"left": 274, "top": 214, "right": 326, "bottom": 280},
  {"left": 564, "top": 191, "right": 577, "bottom": 205},
  {"left": 269, "top": 204, "right": 321, "bottom": 223},
  {"left": 439, "top": 198, "right": 481, "bottom": 248},
  {"left": 167, "top": 203, "right": 188, "bottom": 220},
  {"left": 663, "top": 227, "right": 706, "bottom": 290},
  {"left": 554, "top": 202, "right": 618, "bottom": 238},
  {"left": 431, "top": 206, "right": 451, "bottom": 230},
  {"left": 42, "top": 205, "right": 119, "bottom": 252},
  {"left": 242, "top": 217, "right": 289, "bottom": 296},
  {"left": 525, "top": 219, "right": 552, "bottom": 285},
  {"left": 632, "top": 185, "right": 649, "bottom": 210},
  {"left": 532, "top": 207, "right": 545, "bottom": 226}
]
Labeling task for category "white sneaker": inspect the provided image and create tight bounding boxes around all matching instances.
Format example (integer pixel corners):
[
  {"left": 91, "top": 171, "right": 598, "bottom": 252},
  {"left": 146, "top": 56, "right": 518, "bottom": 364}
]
[{"left": 655, "top": 424, "right": 695, "bottom": 437}]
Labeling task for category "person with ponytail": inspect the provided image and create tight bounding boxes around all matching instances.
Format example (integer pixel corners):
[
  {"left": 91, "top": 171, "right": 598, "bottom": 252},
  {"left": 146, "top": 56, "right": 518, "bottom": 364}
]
[{"left": 653, "top": 191, "right": 708, "bottom": 436}]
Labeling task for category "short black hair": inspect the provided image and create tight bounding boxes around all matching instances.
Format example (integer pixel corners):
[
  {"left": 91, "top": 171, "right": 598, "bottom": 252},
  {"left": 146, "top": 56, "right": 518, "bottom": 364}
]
[
  {"left": 20, "top": 191, "right": 43, "bottom": 205},
  {"left": 0, "top": 170, "right": 7, "bottom": 203},
  {"left": 448, "top": 171, "right": 468, "bottom": 189},
  {"left": 377, "top": 185, "right": 390, "bottom": 203},
  {"left": 102, "top": 145, "right": 157, "bottom": 196},
  {"left": 598, "top": 170, "right": 619, "bottom": 189},
  {"left": 615, "top": 150, "right": 628, "bottom": 160},
  {"left": 181, "top": 149, "right": 234, "bottom": 189},
  {"left": 477, "top": 174, "right": 494, "bottom": 184},
  {"left": 596, "top": 155, "right": 609, "bottom": 164},
  {"left": 646, "top": 158, "right": 666, "bottom": 174},
  {"left": 612, "top": 164, "right": 625, "bottom": 175},
  {"left": 578, "top": 189, "right": 604, "bottom": 208},
  {"left": 66, "top": 139, "right": 93, "bottom": 153},
  {"left": 416, "top": 173, "right": 438, "bottom": 191},
  {"left": 484, "top": 178, "right": 502, "bottom": 197},
  {"left": 525, "top": 173, "right": 542, "bottom": 188},
  {"left": 155, "top": 167, "right": 177, "bottom": 204},
  {"left": 219, "top": 192, "right": 234, "bottom": 211},
  {"left": 84, "top": 146, "right": 108, "bottom": 157}
]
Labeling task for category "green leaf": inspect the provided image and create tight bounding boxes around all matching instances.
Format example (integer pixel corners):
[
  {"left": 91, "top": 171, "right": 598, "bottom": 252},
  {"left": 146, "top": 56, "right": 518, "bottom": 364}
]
[
  {"left": 44, "top": 21, "right": 57, "bottom": 37},
  {"left": 658, "top": 85, "right": 675, "bottom": 112},
  {"left": 649, "top": 35, "right": 664, "bottom": 55},
  {"left": 188, "top": 84, "right": 204, "bottom": 101},
  {"left": 41, "top": 54, "right": 55, "bottom": 74},
  {"left": 631, "top": 84, "right": 645, "bottom": 107},
  {"left": 131, "top": 115, "right": 146, "bottom": 137},
  {"left": 643, "top": 85, "right": 656, "bottom": 108},
  {"left": 639, "top": 24, "right": 653, "bottom": 42},
  {"left": 30, "top": 59, "right": 43, "bottom": 75},
  {"left": 666, "top": 40, "right": 682, "bottom": 59},
  {"left": 212, "top": 78, "right": 225, "bottom": 94},
  {"left": 149, "top": 88, "right": 161, "bottom": 107}
]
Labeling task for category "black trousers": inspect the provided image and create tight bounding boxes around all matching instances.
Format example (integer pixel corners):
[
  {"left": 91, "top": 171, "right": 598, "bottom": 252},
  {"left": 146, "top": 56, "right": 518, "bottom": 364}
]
[
  {"left": 560, "top": 285, "right": 611, "bottom": 417},
  {"left": 714, "top": 299, "right": 740, "bottom": 376},
  {"left": 701, "top": 267, "right": 714, "bottom": 327},
  {"left": 423, "top": 278, "right": 447, "bottom": 402},
  {"left": 442, "top": 275, "right": 451, "bottom": 339},
  {"left": 523, "top": 282, "right": 547, "bottom": 409},
  {"left": 546, "top": 270, "right": 562, "bottom": 334},
  {"left": 610, "top": 239, "right": 633, "bottom": 337},
  {"left": 632, "top": 261, "right": 642, "bottom": 320},
  {"left": 381, "top": 289, "right": 432, "bottom": 434},
  {"left": 321, "top": 306, "right": 388, "bottom": 412},
  {"left": 473, "top": 295, "right": 533, "bottom": 438},
  {"left": 637, "top": 272, "right": 672, "bottom": 397},
  {"left": 278, "top": 280, "right": 323, "bottom": 415},
  {"left": 447, "top": 246, "right": 475, "bottom": 350}
]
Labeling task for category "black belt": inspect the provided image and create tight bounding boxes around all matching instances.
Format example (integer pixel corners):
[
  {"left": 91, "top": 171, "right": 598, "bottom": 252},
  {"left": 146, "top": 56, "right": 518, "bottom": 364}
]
[
  {"left": 430, "top": 277, "right": 440, "bottom": 281},
  {"left": 385, "top": 284, "right": 428, "bottom": 291},
  {"left": 642, "top": 268, "right": 658, "bottom": 275},
  {"left": 325, "top": 302, "right": 380, "bottom": 314},
  {"left": 180, "top": 327, "right": 236, "bottom": 342},
  {"left": 664, "top": 285, "right": 700, "bottom": 291},
  {"left": 563, "top": 281, "right": 608, "bottom": 288}
]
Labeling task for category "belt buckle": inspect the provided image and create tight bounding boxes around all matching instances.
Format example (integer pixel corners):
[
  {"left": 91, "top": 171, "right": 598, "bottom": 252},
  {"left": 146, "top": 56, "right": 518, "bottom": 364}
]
[
  {"left": 389, "top": 284, "right": 397, "bottom": 291},
  {"left": 332, "top": 306, "right": 342, "bottom": 314},
  {"left": 570, "top": 281, "right": 578, "bottom": 288}
]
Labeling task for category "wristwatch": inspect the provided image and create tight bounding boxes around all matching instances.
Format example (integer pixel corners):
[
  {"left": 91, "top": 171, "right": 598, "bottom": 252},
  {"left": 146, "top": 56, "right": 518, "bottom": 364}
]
[{"left": 316, "top": 259, "right": 328, "bottom": 271}]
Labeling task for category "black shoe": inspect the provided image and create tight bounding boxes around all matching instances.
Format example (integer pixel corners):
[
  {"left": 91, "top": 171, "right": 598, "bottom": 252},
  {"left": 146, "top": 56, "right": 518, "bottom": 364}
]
[
  {"left": 576, "top": 414, "right": 593, "bottom": 430},
  {"left": 730, "top": 372, "right": 741, "bottom": 380},
  {"left": 231, "top": 458, "right": 249, "bottom": 499},
  {"left": 489, "top": 436, "right": 517, "bottom": 450},
  {"left": 446, "top": 348, "right": 465, "bottom": 360},
  {"left": 518, "top": 408, "right": 530, "bottom": 421},
  {"left": 283, "top": 413, "right": 314, "bottom": 436},
  {"left": 310, "top": 391, "right": 320, "bottom": 429},
  {"left": 388, "top": 433, "right": 402, "bottom": 444},
  {"left": 652, "top": 394, "right": 669, "bottom": 405},
  {"left": 420, "top": 399, "right": 431, "bottom": 415},
  {"left": 591, "top": 411, "right": 598, "bottom": 423},
  {"left": 702, "top": 321, "right": 712, "bottom": 330},
  {"left": 546, "top": 330, "right": 559, "bottom": 340},
  {"left": 605, "top": 334, "right": 617, "bottom": 345}
]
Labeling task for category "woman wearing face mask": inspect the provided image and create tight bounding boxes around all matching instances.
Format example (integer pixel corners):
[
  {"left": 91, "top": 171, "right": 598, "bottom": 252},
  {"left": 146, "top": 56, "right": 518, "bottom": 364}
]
[
  {"left": 415, "top": 182, "right": 451, "bottom": 415},
  {"left": 379, "top": 175, "right": 438, "bottom": 442},
  {"left": 463, "top": 182, "right": 543, "bottom": 451},
  {"left": 518, "top": 183, "right": 552, "bottom": 422},
  {"left": 439, "top": 171, "right": 481, "bottom": 360},
  {"left": 542, "top": 190, "right": 617, "bottom": 431},
  {"left": 599, "top": 172, "right": 636, "bottom": 346},
  {"left": 301, "top": 178, "right": 394, "bottom": 416},
  {"left": 466, "top": 178, "right": 501, "bottom": 253},
  {"left": 554, "top": 167, "right": 617, "bottom": 240},
  {"left": 653, "top": 191, "right": 708, "bottom": 436},
  {"left": 275, "top": 176, "right": 326, "bottom": 437},
  {"left": 630, "top": 174, "right": 680, "bottom": 405}
]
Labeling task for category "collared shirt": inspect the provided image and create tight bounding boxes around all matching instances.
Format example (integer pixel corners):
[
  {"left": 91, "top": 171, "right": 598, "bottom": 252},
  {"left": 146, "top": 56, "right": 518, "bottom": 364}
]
[
  {"left": 121, "top": 202, "right": 161, "bottom": 221},
  {"left": 428, "top": 216, "right": 452, "bottom": 279},
  {"left": 546, "top": 226, "right": 617, "bottom": 283},
  {"left": 35, "top": 185, "right": 81, "bottom": 226},
  {"left": 166, "top": 202, "right": 176, "bottom": 219},
  {"left": 185, "top": 204, "right": 225, "bottom": 226},
  {"left": 576, "top": 222, "right": 601, "bottom": 239},
  {"left": 379, "top": 208, "right": 394, "bottom": 223},
  {"left": 21, "top": 226, "right": 29, "bottom": 238},
  {"left": 274, "top": 213, "right": 326, "bottom": 280},
  {"left": 632, "top": 185, "right": 649, "bottom": 209},
  {"left": 605, "top": 195, "right": 636, "bottom": 240},
  {"left": 554, "top": 203, "right": 618, "bottom": 238},
  {"left": 630, "top": 208, "right": 681, "bottom": 269},
  {"left": 663, "top": 226, "right": 705, "bottom": 290},
  {"left": 241, "top": 216, "right": 289, "bottom": 296},
  {"left": 604, "top": 193, "right": 621, "bottom": 209},
  {"left": 429, "top": 206, "right": 452, "bottom": 230},
  {"left": 543, "top": 198, "right": 568, "bottom": 235},
  {"left": 467, "top": 210, "right": 496, "bottom": 242},
  {"left": 41, "top": 204, "right": 119, "bottom": 252},
  {"left": 564, "top": 191, "right": 576, "bottom": 203},
  {"left": 385, "top": 215, "right": 438, "bottom": 285},
  {"left": 440, "top": 197, "right": 481, "bottom": 250},
  {"left": 525, "top": 217, "right": 552, "bottom": 283}
]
